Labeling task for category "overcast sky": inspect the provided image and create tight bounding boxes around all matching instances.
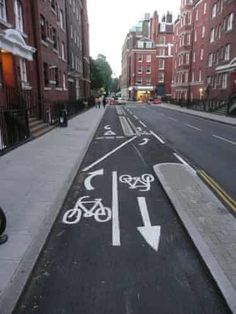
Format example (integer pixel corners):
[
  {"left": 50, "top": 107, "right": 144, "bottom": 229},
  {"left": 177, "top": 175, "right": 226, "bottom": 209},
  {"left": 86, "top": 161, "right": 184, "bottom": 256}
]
[{"left": 87, "top": 0, "right": 181, "bottom": 77}]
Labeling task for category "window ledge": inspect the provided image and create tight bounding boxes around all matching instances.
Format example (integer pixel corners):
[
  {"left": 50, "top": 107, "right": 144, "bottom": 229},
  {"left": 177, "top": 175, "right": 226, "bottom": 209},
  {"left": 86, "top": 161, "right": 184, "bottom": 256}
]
[
  {"left": 41, "top": 40, "right": 49, "bottom": 48},
  {"left": 49, "top": 80, "right": 56, "bottom": 85},
  {"left": 44, "top": 87, "right": 51, "bottom": 90},
  {"left": 0, "top": 18, "right": 12, "bottom": 28}
]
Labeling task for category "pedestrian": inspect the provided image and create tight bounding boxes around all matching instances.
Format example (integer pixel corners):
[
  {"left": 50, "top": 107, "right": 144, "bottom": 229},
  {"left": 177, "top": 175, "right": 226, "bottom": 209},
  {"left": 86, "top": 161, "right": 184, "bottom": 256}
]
[
  {"left": 102, "top": 95, "right": 106, "bottom": 108},
  {"left": 95, "top": 96, "right": 101, "bottom": 109}
]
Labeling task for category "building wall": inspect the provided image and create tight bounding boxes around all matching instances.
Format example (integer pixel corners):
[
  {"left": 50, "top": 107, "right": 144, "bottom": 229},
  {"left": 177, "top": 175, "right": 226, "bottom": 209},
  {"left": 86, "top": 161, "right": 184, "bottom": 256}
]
[
  {"left": 121, "top": 11, "right": 174, "bottom": 101},
  {"left": 172, "top": 0, "right": 236, "bottom": 108}
]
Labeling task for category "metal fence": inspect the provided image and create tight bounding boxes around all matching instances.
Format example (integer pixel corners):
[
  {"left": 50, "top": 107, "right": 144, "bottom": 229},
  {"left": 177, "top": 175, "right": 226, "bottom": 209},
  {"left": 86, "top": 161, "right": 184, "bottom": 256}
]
[
  {"left": 169, "top": 98, "right": 227, "bottom": 113},
  {"left": 0, "top": 107, "right": 29, "bottom": 153}
]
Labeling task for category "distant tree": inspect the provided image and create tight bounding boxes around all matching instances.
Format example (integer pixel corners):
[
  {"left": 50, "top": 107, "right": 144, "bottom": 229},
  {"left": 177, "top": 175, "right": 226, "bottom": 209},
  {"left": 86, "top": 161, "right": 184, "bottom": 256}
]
[
  {"left": 110, "top": 78, "right": 120, "bottom": 93},
  {"left": 90, "top": 55, "right": 113, "bottom": 94}
]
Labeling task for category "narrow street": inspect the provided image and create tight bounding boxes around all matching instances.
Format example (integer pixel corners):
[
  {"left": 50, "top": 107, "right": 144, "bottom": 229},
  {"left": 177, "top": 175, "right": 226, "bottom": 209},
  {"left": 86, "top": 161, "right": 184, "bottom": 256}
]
[{"left": 14, "top": 105, "right": 230, "bottom": 314}]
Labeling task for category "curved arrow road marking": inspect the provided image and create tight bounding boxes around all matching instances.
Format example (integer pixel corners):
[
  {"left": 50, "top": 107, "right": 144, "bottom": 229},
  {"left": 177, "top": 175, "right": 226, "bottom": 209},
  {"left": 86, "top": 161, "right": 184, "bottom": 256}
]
[
  {"left": 104, "top": 125, "right": 111, "bottom": 130},
  {"left": 139, "top": 138, "right": 150, "bottom": 146},
  {"left": 84, "top": 169, "right": 104, "bottom": 190},
  {"left": 137, "top": 197, "right": 161, "bottom": 251}
]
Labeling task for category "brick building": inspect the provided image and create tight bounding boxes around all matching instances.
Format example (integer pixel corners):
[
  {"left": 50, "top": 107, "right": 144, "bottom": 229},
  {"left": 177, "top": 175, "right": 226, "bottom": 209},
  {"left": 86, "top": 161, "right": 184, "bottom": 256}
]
[
  {"left": 172, "top": 0, "right": 236, "bottom": 114},
  {"left": 65, "top": 0, "right": 90, "bottom": 101},
  {"left": 0, "top": 0, "right": 91, "bottom": 152},
  {"left": 121, "top": 12, "right": 174, "bottom": 101}
]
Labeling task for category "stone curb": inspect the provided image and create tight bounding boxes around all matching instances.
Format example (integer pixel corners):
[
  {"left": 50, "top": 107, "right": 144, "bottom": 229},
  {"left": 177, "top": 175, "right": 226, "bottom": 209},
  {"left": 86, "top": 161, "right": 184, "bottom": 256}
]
[
  {"left": 153, "top": 163, "right": 236, "bottom": 314},
  {"left": 0, "top": 108, "right": 106, "bottom": 314}
]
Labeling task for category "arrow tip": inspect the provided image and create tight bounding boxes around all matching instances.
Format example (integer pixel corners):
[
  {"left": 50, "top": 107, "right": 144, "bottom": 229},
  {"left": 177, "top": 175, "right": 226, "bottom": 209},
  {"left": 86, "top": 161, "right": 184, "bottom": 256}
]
[{"left": 137, "top": 226, "right": 161, "bottom": 251}]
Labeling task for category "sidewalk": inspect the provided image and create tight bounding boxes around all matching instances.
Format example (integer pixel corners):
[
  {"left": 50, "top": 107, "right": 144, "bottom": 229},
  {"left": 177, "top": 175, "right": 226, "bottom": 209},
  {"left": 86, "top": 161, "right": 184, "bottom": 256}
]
[
  {"left": 152, "top": 102, "right": 236, "bottom": 126},
  {"left": 0, "top": 107, "right": 105, "bottom": 313}
]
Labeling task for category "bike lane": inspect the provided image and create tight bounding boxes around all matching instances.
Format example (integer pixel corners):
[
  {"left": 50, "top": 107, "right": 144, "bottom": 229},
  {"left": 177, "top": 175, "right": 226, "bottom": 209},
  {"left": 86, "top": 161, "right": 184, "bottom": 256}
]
[{"left": 14, "top": 106, "right": 229, "bottom": 314}]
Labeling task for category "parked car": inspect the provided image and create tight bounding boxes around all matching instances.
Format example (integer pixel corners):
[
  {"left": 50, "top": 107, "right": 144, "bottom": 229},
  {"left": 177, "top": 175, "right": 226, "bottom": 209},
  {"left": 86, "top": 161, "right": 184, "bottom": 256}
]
[{"left": 153, "top": 98, "right": 162, "bottom": 104}]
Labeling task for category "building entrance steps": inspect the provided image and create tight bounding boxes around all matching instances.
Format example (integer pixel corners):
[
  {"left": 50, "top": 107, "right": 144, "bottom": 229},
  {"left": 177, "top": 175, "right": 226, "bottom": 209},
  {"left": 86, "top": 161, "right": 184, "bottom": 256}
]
[
  {"left": 0, "top": 107, "right": 105, "bottom": 314},
  {"left": 153, "top": 163, "right": 236, "bottom": 314}
]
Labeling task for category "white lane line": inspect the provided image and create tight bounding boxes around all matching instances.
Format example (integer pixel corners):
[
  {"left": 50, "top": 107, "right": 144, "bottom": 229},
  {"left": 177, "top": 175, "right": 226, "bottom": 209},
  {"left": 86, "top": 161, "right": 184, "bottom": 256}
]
[
  {"left": 112, "top": 171, "right": 120, "bottom": 246},
  {"left": 149, "top": 130, "right": 165, "bottom": 144},
  {"left": 96, "top": 136, "right": 125, "bottom": 140},
  {"left": 134, "top": 115, "right": 138, "bottom": 119},
  {"left": 82, "top": 136, "right": 137, "bottom": 171},
  {"left": 167, "top": 117, "right": 178, "bottom": 122},
  {"left": 173, "top": 153, "right": 196, "bottom": 174},
  {"left": 212, "top": 134, "right": 236, "bottom": 146},
  {"left": 184, "top": 123, "right": 201, "bottom": 131},
  {"left": 139, "top": 120, "right": 147, "bottom": 128}
]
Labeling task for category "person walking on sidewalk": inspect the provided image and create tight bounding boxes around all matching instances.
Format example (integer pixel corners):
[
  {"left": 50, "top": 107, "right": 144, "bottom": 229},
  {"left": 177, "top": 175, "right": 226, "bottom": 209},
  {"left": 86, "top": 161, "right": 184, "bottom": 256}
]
[
  {"left": 95, "top": 96, "right": 101, "bottom": 109},
  {"left": 102, "top": 95, "right": 107, "bottom": 108}
]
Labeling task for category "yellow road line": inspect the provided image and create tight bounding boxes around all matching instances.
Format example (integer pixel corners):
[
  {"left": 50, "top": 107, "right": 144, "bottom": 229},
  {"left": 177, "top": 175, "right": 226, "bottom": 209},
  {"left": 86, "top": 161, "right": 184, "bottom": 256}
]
[{"left": 197, "top": 170, "right": 236, "bottom": 212}]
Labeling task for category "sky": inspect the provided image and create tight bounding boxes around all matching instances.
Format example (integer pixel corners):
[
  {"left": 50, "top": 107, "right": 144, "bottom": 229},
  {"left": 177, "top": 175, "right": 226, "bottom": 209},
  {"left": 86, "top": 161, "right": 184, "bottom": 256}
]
[{"left": 87, "top": 0, "right": 181, "bottom": 77}]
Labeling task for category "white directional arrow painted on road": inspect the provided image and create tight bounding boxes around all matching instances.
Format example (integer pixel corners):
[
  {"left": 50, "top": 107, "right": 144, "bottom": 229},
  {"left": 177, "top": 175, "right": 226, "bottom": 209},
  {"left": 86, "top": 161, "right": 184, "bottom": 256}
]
[
  {"left": 84, "top": 169, "right": 104, "bottom": 190},
  {"left": 139, "top": 138, "right": 150, "bottom": 146},
  {"left": 104, "top": 125, "right": 111, "bottom": 130},
  {"left": 104, "top": 130, "right": 116, "bottom": 136},
  {"left": 137, "top": 197, "right": 161, "bottom": 251}
]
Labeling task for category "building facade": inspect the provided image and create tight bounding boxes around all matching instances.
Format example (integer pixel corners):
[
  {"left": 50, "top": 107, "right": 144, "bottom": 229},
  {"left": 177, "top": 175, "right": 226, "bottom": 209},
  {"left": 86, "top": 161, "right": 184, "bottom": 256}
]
[
  {"left": 121, "top": 12, "right": 174, "bottom": 101},
  {"left": 172, "top": 0, "right": 236, "bottom": 114},
  {"left": 0, "top": 0, "right": 91, "bottom": 152}
]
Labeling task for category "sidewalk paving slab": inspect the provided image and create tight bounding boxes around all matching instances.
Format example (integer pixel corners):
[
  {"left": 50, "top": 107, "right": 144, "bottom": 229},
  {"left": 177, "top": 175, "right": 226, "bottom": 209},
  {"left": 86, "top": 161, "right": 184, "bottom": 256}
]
[
  {"left": 0, "top": 107, "right": 105, "bottom": 314},
  {"left": 153, "top": 163, "right": 236, "bottom": 314}
]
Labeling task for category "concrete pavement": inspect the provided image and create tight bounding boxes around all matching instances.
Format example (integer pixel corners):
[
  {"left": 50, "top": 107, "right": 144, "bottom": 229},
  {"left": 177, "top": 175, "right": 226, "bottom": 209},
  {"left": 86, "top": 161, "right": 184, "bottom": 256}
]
[
  {"left": 0, "top": 106, "right": 105, "bottom": 313},
  {"left": 154, "top": 163, "right": 236, "bottom": 313}
]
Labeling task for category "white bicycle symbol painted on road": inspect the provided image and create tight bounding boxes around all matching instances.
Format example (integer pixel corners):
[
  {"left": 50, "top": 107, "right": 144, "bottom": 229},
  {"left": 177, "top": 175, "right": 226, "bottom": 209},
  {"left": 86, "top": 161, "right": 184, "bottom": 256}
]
[
  {"left": 119, "top": 174, "right": 154, "bottom": 191},
  {"left": 62, "top": 196, "right": 111, "bottom": 224}
]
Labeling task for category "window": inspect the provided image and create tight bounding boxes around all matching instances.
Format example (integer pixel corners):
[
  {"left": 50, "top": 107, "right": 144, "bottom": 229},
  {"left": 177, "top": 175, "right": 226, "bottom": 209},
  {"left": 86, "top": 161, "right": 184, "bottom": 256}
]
[
  {"left": 43, "top": 63, "right": 49, "bottom": 87},
  {"left": 199, "top": 70, "right": 202, "bottom": 81},
  {"left": 186, "top": 53, "right": 189, "bottom": 64},
  {"left": 138, "top": 67, "right": 142, "bottom": 74},
  {"left": 222, "top": 73, "right": 227, "bottom": 89},
  {"left": 59, "top": 9, "right": 64, "bottom": 29},
  {"left": 0, "top": 0, "right": 7, "bottom": 20},
  {"left": 158, "top": 72, "right": 164, "bottom": 82},
  {"left": 212, "top": 3, "right": 217, "bottom": 18},
  {"left": 200, "top": 48, "right": 204, "bottom": 60},
  {"left": 52, "top": 27, "right": 57, "bottom": 49},
  {"left": 159, "top": 59, "right": 164, "bottom": 69},
  {"left": 210, "top": 28, "right": 215, "bottom": 43},
  {"left": 146, "top": 78, "right": 151, "bottom": 85},
  {"left": 203, "top": 2, "right": 207, "bottom": 14},
  {"left": 193, "top": 52, "right": 196, "bottom": 63},
  {"left": 146, "top": 55, "right": 151, "bottom": 62},
  {"left": 202, "top": 26, "right": 205, "bottom": 38},
  {"left": 159, "top": 48, "right": 165, "bottom": 56},
  {"left": 55, "top": 67, "right": 59, "bottom": 87},
  {"left": 137, "top": 54, "right": 142, "bottom": 62},
  {"left": 187, "top": 33, "right": 191, "bottom": 45},
  {"left": 19, "top": 58, "right": 27, "bottom": 85},
  {"left": 15, "top": 0, "right": 23, "bottom": 32},
  {"left": 195, "top": 9, "right": 198, "bottom": 21},
  {"left": 136, "top": 77, "right": 142, "bottom": 85},
  {"left": 61, "top": 41, "right": 65, "bottom": 60},
  {"left": 159, "top": 36, "right": 165, "bottom": 44},
  {"left": 194, "top": 30, "right": 197, "bottom": 42},
  {"left": 138, "top": 41, "right": 144, "bottom": 48},
  {"left": 146, "top": 66, "right": 151, "bottom": 74},
  {"left": 227, "top": 13, "right": 233, "bottom": 31},
  {"left": 51, "top": 0, "right": 56, "bottom": 11},
  {"left": 225, "top": 44, "right": 230, "bottom": 60},
  {"left": 63, "top": 73, "right": 66, "bottom": 90},
  {"left": 208, "top": 53, "right": 213, "bottom": 66},
  {"left": 40, "top": 15, "right": 46, "bottom": 41},
  {"left": 192, "top": 71, "right": 195, "bottom": 82},
  {"left": 146, "top": 41, "right": 152, "bottom": 49}
]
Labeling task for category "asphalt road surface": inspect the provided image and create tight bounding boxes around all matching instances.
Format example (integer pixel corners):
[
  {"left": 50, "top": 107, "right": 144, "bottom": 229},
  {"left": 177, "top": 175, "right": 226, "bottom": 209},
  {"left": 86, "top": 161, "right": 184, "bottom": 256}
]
[
  {"left": 14, "top": 105, "right": 230, "bottom": 314},
  {"left": 127, "top": 103, "right": 236, "bottom": 200}
]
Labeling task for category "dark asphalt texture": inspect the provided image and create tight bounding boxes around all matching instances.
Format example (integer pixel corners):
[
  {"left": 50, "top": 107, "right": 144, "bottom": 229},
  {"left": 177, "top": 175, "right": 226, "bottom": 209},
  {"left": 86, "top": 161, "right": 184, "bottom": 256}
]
[
  {"left": 14, "top": 106, "right": 230, "bottom": 314},
  {"left": 127, "top": 104, "right": 236, "bottom": 200}
]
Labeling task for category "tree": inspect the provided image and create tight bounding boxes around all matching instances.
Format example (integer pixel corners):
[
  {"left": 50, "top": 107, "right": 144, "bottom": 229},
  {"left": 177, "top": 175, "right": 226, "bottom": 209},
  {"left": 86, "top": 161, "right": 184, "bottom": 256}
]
[
  {"left": 110, "top": 78, "right": 120, "bottom": 93},
  {"left": 90, "top": 55, "right": 113, "bottom": 94}
]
